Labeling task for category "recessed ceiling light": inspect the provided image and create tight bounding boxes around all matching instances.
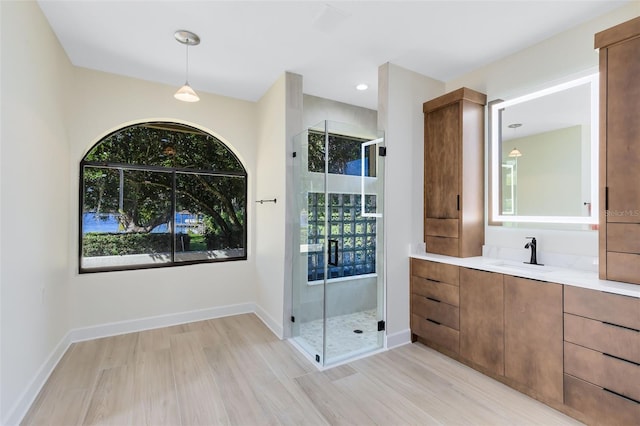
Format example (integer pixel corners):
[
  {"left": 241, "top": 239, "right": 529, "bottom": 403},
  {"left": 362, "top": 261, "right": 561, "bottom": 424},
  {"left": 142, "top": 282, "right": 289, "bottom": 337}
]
[{"left": 356, "top": 83, "right": 368, "bottom": 91}]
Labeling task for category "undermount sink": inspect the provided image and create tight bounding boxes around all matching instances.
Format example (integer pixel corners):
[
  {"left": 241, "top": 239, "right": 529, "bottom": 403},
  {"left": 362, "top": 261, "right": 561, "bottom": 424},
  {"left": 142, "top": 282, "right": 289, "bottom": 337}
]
[{"left": 483, "top": 260, "right": 557, "bottom": 274}]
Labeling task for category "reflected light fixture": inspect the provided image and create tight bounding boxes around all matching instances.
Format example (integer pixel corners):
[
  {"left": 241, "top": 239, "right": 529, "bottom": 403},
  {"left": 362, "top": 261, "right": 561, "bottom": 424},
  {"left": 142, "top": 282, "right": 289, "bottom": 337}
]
[
  {"left": 507, "top": 123, "right": 523, "bottom": 157},
  {"left": 356, "top": 83, "right": 368, "bottom": 91},
  {"left": 174, "top": 30, "right": 200, "bottom": 102}
]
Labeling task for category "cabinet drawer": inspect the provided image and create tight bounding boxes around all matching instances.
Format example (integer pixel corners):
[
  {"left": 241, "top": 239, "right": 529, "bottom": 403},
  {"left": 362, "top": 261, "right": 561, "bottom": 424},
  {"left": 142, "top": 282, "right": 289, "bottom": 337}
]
[
  {"left": 607, "top": 223, "right": 640, "bottom": 253},
  {"left": 411, "top": 314, "right": 459, "bottom": 354},
  {"left": 564, "top": 341, "right": 640, "bottom": 402},
  {"left": 564, "top": 285, "right": 640, "bottom": 330},
  {"left": 564, "top": 374, "right": 639, "bottom": 425},
  {"left": 411, "top": 259, "right": 459, "bottom": 285},
  {"left": 607, "top": 252, "right": 640, "bottom": 285},
  {"left": 426, "top": 236, "right": 459, "bottom": 257},
  {"left": 411, "top": 276, "right": 459, "bottom": 306},
  {"left": 425, "top": 218, "right": 459, "bottom": 238},
  {"left": 411, "top": 295, "right": 459, "bottom": 330},
  {"left": 564, "top": 313, "right": 640, "bottom": 364}
]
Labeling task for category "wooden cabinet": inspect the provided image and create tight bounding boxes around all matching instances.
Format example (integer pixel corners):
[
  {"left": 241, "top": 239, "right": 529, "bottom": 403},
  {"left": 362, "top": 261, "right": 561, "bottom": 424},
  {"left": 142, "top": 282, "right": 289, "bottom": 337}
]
[
  {"left": 596, "top": 17, "right": 640, "bottom": 285},
  {"left": 504, "top": 276, "right": 563, "bottom": 403},
  {"left": 410, "top": 259, "right": 460, "bottom": 354},
  {"left": 459, "top": 267, "right": 504, "bottom": 375},
  {"left": 423, "top": 88, "right": 486, "bottom": 257},
  {"left": 563, "top": 286, "right": 640, "bottom": 424}
]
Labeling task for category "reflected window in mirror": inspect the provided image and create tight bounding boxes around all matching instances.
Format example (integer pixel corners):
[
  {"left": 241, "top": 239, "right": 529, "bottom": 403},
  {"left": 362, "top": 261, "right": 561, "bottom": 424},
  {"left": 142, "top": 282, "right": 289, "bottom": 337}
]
[{"left": 489, "top": 74, "right": 599, "bottom": 228}]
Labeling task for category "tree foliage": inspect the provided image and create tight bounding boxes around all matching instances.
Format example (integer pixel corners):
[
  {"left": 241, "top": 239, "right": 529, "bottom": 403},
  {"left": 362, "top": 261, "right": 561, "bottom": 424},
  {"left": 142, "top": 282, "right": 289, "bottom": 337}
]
[{"left": 82, "top": 123, "right": 246, "bottom": 250}]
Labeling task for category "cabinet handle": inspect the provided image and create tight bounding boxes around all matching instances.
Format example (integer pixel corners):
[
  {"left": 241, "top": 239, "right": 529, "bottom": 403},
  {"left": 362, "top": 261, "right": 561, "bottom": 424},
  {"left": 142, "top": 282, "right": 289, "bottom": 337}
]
[
  {"left": 602, "top": 321, "right": 640, "bottom": 333},
  {"left": 605, "top": 186, "right": 609, "bottom": 210},
  {"left": 603, "top": 388, "right": 640, "bottom": 404},
  {"left": 425, "top": 278, "right": 441, "bottom": 284},
  {"left": 456, "top": 194, "right": 460, "bottom": 211},
  {"left": 603, "top": 352, "right": 640, "bottom": 366},
  {"left": 426, "top": 318, "right": 441, "bottom": 325},
  {"left": 426, "top": 297, "right": 441, "bottom": 303}
]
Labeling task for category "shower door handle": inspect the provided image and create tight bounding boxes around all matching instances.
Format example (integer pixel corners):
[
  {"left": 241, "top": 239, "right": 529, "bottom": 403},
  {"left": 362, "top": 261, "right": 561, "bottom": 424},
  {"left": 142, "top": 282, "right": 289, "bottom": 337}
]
[{"left": 328, "top": 239, "right": 339, "bottom": 266}]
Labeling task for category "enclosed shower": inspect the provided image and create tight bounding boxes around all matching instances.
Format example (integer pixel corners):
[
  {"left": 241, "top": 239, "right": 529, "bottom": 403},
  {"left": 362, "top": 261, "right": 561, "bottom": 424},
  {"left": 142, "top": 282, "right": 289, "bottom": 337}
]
[{"left": 291, "top": 120, "right": 385, "bottom": 366}]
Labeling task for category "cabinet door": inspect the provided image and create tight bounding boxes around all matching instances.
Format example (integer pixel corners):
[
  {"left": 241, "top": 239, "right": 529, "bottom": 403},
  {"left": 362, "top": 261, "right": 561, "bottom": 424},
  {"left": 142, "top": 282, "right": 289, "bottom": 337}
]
[
  {"left": 424, "top": 103, "right": 460, "bottom": 220},
  {"left": 606, "top": 37, "right": 640, "bottom": 224},
  {"left": 504, "top": 276, "right": 563, "bottom": 403},
  {"left": 459, "top": 268, "right": 504, "bottom": 376}
]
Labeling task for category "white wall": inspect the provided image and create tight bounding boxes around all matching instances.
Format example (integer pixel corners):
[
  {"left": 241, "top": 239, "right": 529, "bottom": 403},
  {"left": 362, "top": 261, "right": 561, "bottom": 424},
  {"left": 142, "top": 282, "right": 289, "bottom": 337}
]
[
  {"left": 446, "top": 3, "right": 639, "bottom": 257},
  {"left": 378, "top": 63, "right": 444, "bottom": 346},
  {"left": 254, "top": 72, "right": 303, "bottom": 337},
  {"left": 1, "top": 1, "right": 73, "bottom": 423},
  {"left": 1, "top": 3, "right": 265, "bottom": 422},
  {"left": 303, "top": 95, "right": 377, "bottom": 132},
  {"left": 66, "top": 68, "right": 259, "bottom": 330}
]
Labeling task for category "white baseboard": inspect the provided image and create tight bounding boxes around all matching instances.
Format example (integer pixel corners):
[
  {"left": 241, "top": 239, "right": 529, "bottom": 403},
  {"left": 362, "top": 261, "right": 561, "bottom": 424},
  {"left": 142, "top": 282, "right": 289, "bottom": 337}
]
[
  {"left": 254, "top": 304, "right": 284, "bottom": 338},
  {"left": 385, "top": 328, "right": 412, "bottom": 349},
  {"left": 70, "top": 302, "right": 256, "bottom": 342},
  {"left": 4, "top": 302, "right": 277, "bottom": 426},
  {"left": 3, "top": 331, "right": 73, "bottom": 426}
]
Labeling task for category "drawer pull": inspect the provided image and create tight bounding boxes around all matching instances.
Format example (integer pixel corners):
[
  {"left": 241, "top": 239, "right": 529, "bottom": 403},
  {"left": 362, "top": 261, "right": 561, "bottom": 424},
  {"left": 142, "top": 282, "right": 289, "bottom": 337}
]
[
  {"left": 426, "top": 318, "right": 441, "bottom": 326},
  {"left": 603, "top": 388, "right": 640, "bottom": 405},
  {"left": 603, "top": 352, "right": 640, "bottom": 366},
  {"left": 425, "top": 278, "right": 442, "bottom": 284},
  {"left": 426, "top": 297, "right": 441, "bottom": 303},
  {"left": 602, "top": 321, "right": 640, "bottom": 333}
]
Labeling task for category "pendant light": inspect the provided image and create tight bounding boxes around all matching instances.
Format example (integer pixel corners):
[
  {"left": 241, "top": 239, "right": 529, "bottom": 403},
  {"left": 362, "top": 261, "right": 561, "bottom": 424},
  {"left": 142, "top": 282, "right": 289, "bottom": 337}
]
[
  {"left": 174, "top": 30, "right": 200, "bottom": 102},
  {"left": 507, "top": 123, "right": 523, "bottom": 158}
]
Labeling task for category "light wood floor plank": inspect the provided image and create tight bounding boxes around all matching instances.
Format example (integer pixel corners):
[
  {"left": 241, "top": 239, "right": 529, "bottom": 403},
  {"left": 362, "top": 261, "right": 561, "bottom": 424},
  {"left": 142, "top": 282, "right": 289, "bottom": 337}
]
[
  {"left": 131, "top": 349, "right": 180, "bottom": 426},
  {"left": 82, "top": 364, "right": 134, "bottom": 425},
  {"left": 22, "top": 313, "right": 583, "bottom": 426},
  {"left": 169, "top": 331, "right": 229, "bottom": 426},
  {"left": 295, "top": 370, "right": 376, "bottom": 425}
]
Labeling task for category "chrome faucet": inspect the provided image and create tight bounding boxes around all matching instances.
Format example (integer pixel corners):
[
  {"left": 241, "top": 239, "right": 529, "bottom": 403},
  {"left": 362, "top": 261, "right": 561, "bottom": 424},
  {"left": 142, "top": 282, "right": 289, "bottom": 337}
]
[{"left": 524, "top": 237, "right": 542, "bottom": 265}]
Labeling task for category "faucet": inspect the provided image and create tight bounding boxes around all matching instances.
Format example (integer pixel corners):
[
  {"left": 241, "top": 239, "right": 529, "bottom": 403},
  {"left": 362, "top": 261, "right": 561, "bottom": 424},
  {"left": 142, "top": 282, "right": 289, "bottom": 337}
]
[{"left": 524, "top": 237, "right": 542, "bottom": 265}]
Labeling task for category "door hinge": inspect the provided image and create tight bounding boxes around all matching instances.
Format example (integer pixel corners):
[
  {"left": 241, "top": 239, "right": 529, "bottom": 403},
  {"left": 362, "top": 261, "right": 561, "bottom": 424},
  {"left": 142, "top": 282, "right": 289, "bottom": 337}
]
[
  {"left": 378, "top": 146, "right": 387, "bottom": 157},
  {"left": 292, "top": 151, "right": 297, "bottom": 158},
  {"left": 315, "top": 354, "right": 321, "bottom": 363},
  {"left": 290, "top": 316, "right": 295, "bottom": 323},
  {"left": 378, "top": 320, "right": 386, "bottom": 332}
]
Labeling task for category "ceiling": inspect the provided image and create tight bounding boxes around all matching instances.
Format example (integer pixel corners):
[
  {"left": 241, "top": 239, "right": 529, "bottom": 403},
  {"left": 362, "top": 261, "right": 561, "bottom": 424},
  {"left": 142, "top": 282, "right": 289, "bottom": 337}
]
[{"left": 38, "top": 0, "right": 629, "bottom": 110}]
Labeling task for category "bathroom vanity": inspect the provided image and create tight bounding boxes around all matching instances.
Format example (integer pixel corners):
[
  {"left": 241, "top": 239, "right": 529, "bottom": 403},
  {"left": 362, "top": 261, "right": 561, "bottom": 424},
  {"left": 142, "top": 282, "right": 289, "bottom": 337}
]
[
  {"left": 410, "top": 254, "right": 640, "bottom": 425},
  {"left": 413, "top": 17, "right": 640, "bottom": 425}
]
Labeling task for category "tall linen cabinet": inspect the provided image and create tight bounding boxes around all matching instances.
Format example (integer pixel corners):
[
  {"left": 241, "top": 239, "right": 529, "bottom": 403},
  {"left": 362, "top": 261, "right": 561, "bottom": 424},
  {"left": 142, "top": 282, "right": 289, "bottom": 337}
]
[
  {"left": 596, "top": 17, "right": 640, "bottom": 285},
  {"left": 423, "top": 88, "right": 486, "bottom": 257}
]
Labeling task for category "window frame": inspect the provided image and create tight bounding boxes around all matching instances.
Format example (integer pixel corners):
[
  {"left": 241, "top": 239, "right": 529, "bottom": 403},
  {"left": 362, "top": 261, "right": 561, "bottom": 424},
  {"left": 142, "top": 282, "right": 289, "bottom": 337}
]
[{"left": 79, "top": 122, "right": 248, "bottom": 274}]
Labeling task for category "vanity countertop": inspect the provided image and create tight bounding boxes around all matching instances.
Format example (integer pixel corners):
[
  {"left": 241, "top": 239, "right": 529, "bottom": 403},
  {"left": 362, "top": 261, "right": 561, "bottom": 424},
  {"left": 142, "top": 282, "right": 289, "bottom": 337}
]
[{"left": 410, "top": 252, "right": 640, "bottom": 298}]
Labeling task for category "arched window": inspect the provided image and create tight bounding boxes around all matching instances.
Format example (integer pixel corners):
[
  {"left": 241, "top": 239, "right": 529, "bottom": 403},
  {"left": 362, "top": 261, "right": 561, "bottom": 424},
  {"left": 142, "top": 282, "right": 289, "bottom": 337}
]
[{"left": 79, "top": 122, "right": 247, "bottom": 273}]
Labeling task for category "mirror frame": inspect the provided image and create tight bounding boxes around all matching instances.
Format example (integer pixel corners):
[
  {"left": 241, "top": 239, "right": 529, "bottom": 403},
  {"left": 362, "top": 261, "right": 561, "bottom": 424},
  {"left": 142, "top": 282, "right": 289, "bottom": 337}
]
[{"left": 489, "top": 74, "right": 599, "bottom": 225}]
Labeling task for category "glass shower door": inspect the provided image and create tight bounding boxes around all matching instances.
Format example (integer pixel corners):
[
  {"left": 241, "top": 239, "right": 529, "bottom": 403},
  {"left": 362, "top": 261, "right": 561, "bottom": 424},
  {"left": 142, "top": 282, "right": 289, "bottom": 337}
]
[{"left": 291, "top": 120, "right": 385, "bottom": 366}]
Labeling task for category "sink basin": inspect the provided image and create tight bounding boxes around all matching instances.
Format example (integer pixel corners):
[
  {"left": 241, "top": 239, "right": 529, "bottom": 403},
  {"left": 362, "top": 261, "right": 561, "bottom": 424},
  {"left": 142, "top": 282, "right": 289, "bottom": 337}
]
[{"left": 483, "top": 260, "right": 556, "bottom": 274}]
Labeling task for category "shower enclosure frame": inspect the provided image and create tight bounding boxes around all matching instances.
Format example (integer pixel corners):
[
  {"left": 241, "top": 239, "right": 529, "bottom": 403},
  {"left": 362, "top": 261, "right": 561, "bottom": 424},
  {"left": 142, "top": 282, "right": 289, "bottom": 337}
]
[{"left": 290, "top": 120, "right": 386, "bottom": 367}]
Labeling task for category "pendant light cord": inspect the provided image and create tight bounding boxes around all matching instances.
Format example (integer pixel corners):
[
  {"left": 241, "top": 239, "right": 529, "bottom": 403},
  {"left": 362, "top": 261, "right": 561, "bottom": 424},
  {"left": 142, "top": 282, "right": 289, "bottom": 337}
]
[{"left": 185, "top": 43, "right": 190, "bottom": 84}]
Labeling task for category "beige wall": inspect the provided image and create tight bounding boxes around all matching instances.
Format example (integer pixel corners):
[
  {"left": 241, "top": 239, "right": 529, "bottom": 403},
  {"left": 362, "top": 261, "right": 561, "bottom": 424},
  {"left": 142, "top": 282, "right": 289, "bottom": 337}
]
[
  {"left": 503, "top": 126, "right": 583, "bottom": 217},
  {"left": 1, "top": 3, "right": 271, "bottom": 422},
  {"left": 1, "top": 1, "right": 74, "bottom": 422},
  {"left": 378, "top": 63, "right": 445, "bottom": 343},
  {"left": 66, "top": 68, "right": 260, "bottom": 330}
]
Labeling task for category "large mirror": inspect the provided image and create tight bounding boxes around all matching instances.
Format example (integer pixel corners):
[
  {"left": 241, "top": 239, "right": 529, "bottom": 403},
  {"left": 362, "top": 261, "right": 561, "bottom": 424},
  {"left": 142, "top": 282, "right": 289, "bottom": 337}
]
[{"left": 489, "top": 74, "right": 599, "bottom": 226}]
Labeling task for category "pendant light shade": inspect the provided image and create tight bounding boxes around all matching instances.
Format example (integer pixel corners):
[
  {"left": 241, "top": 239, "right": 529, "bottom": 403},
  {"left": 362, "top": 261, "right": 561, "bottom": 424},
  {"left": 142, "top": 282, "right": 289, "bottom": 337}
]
[
  {"left": 508, "top": 148, "right": 522, "bottom": 158},
  {"left": 174, "top": 82, "right": 199, "bottom": 102},
  {"left": 174, "top": 30, "right": 200, "bottom": 102}
]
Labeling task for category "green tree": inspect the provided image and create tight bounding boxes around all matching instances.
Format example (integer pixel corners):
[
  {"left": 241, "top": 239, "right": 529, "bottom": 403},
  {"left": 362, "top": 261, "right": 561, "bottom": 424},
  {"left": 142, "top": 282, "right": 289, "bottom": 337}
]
[{"left": 82, "top": 123, "right": 246, "bottom": 249}]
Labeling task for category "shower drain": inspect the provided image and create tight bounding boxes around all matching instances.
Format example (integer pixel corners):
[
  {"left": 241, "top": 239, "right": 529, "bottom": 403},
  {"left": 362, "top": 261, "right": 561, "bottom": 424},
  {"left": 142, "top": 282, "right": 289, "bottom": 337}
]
[{"left": 353, "top": 329, "right": 363, "bottom": 334}]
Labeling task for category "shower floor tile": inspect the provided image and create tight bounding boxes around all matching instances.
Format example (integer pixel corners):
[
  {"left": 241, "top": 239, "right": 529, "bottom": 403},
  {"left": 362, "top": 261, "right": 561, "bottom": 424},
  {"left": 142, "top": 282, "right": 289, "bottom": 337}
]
[{"left": 298, "top": 309, "right": 380, "bottom": 363}]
